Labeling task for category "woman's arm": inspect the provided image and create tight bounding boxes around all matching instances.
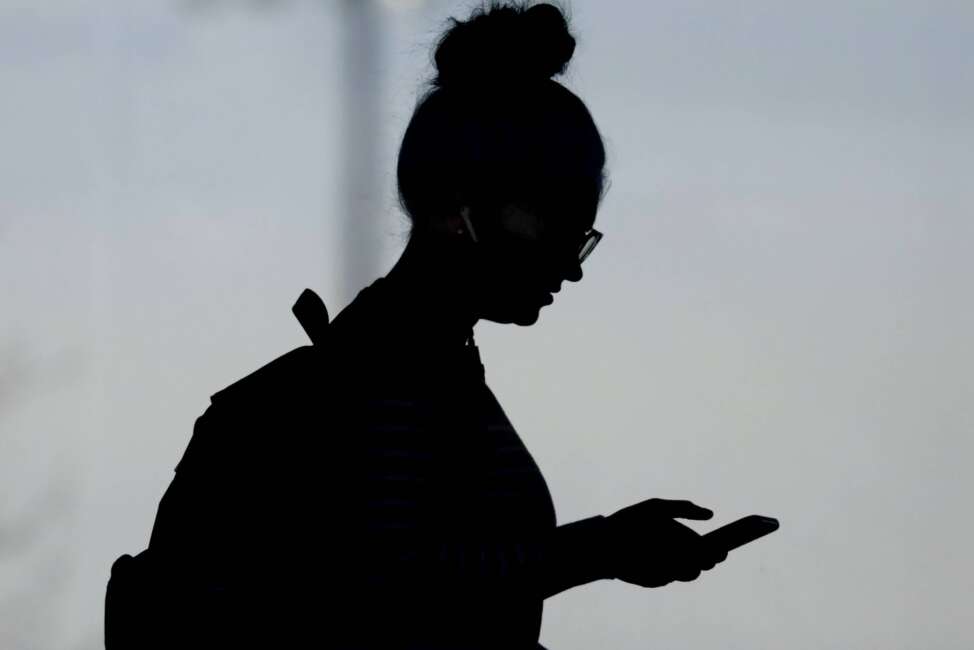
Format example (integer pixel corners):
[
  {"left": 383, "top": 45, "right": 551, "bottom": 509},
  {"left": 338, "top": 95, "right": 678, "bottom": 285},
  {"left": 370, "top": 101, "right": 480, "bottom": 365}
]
[{"left": 360, "top": 515, "right": 612, "bottom": 601}]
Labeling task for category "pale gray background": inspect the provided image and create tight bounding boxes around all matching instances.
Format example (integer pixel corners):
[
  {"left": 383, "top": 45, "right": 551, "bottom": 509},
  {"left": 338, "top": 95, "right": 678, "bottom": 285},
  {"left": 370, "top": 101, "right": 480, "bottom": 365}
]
[{"left": 2, "top": 1, "right": 972, "bottom": 648}]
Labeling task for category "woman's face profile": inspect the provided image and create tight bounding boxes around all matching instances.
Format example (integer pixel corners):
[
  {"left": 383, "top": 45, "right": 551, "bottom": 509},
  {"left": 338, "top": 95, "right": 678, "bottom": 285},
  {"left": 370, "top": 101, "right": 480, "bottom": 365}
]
[{"left": 469, "top": 200, "right": 593, "bottom": 326}]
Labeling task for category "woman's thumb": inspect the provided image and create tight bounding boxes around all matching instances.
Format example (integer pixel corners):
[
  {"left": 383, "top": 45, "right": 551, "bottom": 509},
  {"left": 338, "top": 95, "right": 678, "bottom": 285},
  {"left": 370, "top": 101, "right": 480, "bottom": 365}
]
[{"left": 657, "top": 499, "right": 713, "bottom": 520}]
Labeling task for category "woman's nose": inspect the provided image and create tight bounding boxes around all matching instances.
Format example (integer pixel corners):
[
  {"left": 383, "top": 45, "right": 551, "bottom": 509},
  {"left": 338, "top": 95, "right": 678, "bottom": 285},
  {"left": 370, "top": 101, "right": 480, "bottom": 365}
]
[
  {"left": 563, "top": 261, "right": 583, "bottom": 283},
  {"left": 540, "top": 253, "right": 583, "bottom": 289}
]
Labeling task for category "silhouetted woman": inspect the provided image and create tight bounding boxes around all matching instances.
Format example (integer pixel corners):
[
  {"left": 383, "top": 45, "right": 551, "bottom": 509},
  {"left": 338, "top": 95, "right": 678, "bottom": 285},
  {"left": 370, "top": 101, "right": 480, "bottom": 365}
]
[{"left": 115, "top": 3, "right": 727, "bottom": 649}]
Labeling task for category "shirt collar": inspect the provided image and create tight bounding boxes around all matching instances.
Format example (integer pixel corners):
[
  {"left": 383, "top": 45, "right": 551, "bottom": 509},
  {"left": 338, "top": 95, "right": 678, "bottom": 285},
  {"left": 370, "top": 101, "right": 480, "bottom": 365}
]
[{"left": 327, "top": 276, "right": 485, "bottom": 386}]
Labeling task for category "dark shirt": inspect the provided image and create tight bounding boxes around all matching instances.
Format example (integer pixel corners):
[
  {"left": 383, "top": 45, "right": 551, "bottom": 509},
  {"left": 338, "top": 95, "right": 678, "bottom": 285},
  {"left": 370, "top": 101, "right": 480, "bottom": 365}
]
[{"left": 147, "top": 276, "right": 609, "bottom": 649}]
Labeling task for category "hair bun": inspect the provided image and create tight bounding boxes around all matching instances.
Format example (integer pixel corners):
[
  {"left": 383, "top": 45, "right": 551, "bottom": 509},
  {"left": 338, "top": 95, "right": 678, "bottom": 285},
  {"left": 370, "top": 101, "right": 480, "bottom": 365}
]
[{"left": 433, "top": 2, "right": 576, "bottom": 90}]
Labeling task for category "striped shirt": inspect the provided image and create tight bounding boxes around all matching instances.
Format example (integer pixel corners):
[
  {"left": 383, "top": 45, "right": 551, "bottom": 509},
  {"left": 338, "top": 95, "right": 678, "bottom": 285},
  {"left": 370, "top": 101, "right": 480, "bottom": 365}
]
[{"left": 148, "top": 276, "right": 610, "bottom": 649}]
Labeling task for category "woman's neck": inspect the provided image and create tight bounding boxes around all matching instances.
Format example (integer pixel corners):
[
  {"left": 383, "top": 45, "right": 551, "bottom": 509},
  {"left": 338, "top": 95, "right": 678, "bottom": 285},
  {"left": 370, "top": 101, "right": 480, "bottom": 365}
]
[{"left": 381, "top": 234, "right": 479, "bottom": 348}]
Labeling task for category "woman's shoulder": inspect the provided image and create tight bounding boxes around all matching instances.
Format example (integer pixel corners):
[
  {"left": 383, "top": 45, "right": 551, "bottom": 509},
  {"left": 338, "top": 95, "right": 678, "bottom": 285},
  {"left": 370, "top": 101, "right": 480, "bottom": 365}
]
[
  {"left": 203, "top": 339, "right": 440, "bottom": 422},
  {"left": 208, "top": 344, "right": 324, "bottom": 407}
]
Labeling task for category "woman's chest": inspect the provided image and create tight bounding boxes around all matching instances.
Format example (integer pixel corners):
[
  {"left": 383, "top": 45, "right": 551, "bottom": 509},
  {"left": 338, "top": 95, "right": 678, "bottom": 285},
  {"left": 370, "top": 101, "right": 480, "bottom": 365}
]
[{"left": 434, "top": 386, "right": 557, "bottom": 532}]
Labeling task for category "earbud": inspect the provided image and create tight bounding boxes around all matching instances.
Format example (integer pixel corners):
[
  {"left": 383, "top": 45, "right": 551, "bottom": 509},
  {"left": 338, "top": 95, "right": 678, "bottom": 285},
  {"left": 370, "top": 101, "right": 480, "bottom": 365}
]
[{"left": 460, "top": 206, "right": 479, "bottom": 243}]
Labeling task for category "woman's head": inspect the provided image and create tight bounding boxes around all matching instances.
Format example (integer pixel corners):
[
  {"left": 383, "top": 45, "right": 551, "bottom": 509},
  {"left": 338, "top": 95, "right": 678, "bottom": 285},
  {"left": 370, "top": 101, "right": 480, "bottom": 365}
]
[{"left": 393, "top": 1, "right": 608, "bottom": 326}]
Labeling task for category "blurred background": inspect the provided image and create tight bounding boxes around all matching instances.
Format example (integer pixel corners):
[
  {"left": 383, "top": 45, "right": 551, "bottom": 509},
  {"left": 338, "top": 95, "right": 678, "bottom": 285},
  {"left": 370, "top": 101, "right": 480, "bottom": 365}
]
[{"left": 2, "top": 0, "right": 972, "bottom": 648}]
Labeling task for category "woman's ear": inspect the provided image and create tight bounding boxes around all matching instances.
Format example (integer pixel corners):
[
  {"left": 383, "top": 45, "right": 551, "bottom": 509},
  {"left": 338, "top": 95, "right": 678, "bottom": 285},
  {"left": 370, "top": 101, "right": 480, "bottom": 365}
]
[{"left": 440, "top": 210, "right": 470, "bottom": 239}]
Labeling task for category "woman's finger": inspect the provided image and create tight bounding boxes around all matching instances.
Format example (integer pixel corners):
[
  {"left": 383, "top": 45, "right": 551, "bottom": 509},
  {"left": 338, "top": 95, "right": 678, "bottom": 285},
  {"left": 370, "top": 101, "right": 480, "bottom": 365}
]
[
  {"left": 655, "top": 499, "right": 714, "bottom": 520},
  {"left": 675, "top": 567, "right": 701, "bottom": 582}
]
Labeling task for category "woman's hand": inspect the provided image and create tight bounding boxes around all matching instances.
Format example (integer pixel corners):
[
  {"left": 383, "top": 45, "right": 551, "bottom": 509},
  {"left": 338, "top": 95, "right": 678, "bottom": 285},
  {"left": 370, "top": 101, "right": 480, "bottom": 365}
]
[{"left": 603, "top": 498, "right": 728, "bottom": 588}]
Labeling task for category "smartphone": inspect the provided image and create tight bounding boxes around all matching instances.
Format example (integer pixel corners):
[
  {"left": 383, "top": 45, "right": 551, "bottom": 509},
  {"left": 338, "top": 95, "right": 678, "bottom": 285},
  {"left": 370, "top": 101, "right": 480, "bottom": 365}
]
[{"left": 702, "top": 515, "right": 779, "bottom": 552}]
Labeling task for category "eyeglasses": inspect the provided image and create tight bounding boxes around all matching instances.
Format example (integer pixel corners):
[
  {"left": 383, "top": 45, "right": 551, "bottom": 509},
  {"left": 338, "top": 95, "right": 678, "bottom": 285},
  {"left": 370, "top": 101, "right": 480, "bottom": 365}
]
[
  {"left": 541, "top": 227, "right": 603, "bottom": 265},
  {"left": 460, "top": 206, "right": 602, "bottom": 265},
  {"left": 577, "top": 228, "right": 602, "bottom": 264},
  {"left": 512, "top": 226, "right": 603, "bottom": 266}
]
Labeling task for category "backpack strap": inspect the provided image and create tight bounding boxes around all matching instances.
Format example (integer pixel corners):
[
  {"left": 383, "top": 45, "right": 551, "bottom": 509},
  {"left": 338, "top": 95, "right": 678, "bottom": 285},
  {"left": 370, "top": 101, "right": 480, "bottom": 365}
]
[
  {"left": 291, "top": 288, "right": 329, "bottom": 346},
  {"left": 204, "top": 289, "right": 330, "bottom": 406}
]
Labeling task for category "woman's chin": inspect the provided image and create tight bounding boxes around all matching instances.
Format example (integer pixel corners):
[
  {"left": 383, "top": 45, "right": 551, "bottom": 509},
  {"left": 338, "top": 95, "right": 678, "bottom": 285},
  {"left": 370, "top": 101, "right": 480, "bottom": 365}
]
[{"left": 482, "top": 303, "right": 544, "bottom": 325}]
